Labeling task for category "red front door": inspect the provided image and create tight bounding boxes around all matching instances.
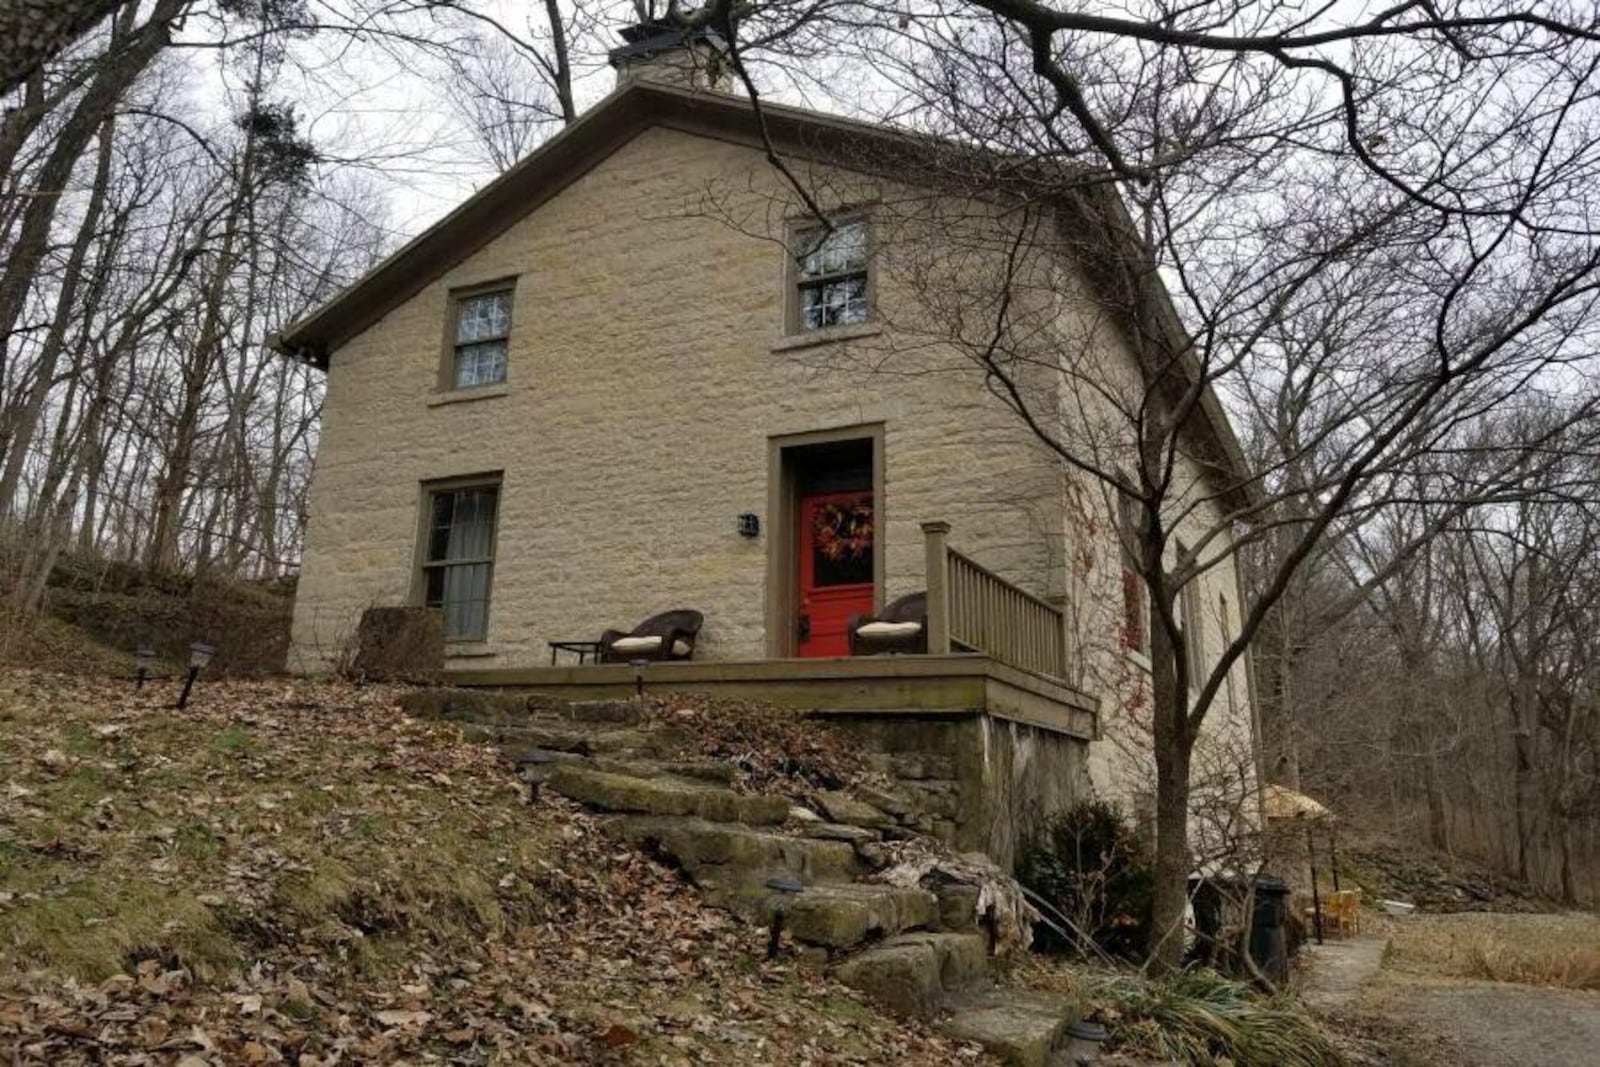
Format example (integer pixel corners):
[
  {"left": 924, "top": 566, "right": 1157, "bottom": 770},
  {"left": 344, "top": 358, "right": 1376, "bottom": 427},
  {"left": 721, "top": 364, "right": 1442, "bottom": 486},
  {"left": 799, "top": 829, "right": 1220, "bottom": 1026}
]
[{"left": 798, "top": 490, "right": 875, "bottom": 657}]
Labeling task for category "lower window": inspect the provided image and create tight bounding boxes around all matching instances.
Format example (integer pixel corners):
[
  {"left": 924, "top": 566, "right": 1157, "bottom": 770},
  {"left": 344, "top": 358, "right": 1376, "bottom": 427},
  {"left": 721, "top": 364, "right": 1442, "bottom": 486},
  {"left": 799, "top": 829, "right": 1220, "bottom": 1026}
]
[{"left": 421, "top": 483, "right": 499, "bottom": 640}]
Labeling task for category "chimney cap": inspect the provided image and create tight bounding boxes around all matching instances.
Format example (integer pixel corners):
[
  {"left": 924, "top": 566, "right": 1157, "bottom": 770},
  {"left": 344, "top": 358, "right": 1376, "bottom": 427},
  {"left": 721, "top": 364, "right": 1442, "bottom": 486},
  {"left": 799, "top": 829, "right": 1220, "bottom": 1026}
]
[{"left": 608, "top": 18, "right": 728, "bottom": 68}]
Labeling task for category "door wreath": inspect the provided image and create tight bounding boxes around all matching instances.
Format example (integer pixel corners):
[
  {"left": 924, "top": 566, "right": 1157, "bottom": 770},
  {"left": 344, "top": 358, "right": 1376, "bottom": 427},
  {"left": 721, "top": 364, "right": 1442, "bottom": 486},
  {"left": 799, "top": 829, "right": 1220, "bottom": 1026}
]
[{"left": 813, "top": 501, "right": 873, "bottom": 561}]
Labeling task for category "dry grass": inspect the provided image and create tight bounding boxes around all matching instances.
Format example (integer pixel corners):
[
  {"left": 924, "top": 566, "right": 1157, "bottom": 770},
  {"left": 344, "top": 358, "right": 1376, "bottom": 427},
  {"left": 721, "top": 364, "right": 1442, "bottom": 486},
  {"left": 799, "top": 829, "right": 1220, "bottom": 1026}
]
[
  {"left": 1023, "top": 960, "right": 1347, "bottom": 1067},
  {"left": 1378, "top": 911, "right": 1600, "bottom": 991}
]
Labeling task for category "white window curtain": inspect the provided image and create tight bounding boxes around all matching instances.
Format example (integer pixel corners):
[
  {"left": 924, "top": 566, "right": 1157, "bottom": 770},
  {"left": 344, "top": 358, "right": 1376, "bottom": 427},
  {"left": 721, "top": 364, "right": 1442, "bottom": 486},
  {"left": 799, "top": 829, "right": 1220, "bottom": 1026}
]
[{"left": 426, "top": 487, "right": 497, "bottom": 639}]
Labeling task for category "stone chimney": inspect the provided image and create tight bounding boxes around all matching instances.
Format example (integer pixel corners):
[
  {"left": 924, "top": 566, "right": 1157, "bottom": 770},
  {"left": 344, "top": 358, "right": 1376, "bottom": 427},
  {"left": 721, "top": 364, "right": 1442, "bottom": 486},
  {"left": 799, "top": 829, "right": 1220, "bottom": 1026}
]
[{"left": 608, "top": 18, "right": 733, "bottom": 93}]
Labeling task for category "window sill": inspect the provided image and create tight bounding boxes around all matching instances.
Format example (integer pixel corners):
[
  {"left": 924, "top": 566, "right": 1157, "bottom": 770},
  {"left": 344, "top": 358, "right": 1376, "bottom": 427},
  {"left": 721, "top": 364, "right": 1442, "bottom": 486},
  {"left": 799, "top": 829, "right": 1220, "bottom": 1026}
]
[
  {"left": 771, "top": 322, "right": 882, "bottom": 353},
  {"left": 427, "top": 384, "right": 509, "bottom": 407},
  {"left": 444, "top": 643, "right": 497, "bottom": 659}
]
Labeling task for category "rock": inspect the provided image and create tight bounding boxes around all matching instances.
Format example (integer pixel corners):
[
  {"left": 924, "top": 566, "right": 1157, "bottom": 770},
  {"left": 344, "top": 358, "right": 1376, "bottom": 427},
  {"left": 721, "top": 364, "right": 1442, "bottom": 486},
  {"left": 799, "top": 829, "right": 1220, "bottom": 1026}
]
[
  {"left": 803, "top": 822, "right": 879, "bottom": 844},
  {"left": 854, "top": 785, "right": 914, "bottom": 819},
  {"left": 788, "top": 805, "right": 824, "bottom": 823},
  {"left": 936, "top": 884, "right": 982, "bottom": 932},
  {"left": 814, "top": 790, "right": 893, "bottom": 829},
  {"left": 833, "top": 940, "right": 942, "bottom": 1018},
  {"left": 782, "top": 883, "right": 939, "bottom": 949},
  {"left": 527, "top": 696, "right": 642, "bottom": 725},
  {"left": 547, "top": 766, "right": 788, "bottom": 824},
  {"left": 941, "top": 989, "right": 1078, "bottom": 1067},
  {"left": 397, "top": 688, "right": 521, "bottom": 723},
  {"left": 614, "top": 816, "right": 861, "bottom": 896},
  {"left": 833, "top": 932, "right": 988, "bottom": 1018},
  {"left": 856, "top": 841, "right": 889, "bottom": 869}
]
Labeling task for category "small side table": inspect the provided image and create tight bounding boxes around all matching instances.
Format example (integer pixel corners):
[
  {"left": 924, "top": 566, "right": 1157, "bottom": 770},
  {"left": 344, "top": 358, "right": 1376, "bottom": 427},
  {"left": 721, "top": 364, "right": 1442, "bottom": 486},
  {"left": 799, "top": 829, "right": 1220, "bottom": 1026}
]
[{"left": 548, "top": 639, "right": 604, "bottom": 665}]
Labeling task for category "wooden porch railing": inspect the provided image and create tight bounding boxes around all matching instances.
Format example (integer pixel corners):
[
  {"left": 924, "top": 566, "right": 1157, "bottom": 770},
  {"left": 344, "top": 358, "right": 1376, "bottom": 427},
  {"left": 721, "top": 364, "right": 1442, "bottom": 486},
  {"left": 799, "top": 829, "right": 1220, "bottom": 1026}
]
[{"left": 923, "top": 520, "right": 1069, "bottom": 681}]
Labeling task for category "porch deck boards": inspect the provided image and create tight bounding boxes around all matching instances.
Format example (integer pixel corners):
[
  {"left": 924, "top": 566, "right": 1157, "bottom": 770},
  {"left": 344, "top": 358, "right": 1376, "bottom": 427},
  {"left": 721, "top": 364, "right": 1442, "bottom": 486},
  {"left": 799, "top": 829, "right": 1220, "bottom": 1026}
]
[{"left": 444, "top": 653, "right": 1100, "bottom": 739}]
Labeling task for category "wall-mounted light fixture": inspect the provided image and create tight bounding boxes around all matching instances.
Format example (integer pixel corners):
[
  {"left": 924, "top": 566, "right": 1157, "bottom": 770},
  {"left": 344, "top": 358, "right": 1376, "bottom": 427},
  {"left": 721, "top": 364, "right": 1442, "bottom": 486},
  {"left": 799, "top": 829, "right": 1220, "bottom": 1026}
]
[{"left": 737, "top": 512, "right": 760, "bottom": 538}]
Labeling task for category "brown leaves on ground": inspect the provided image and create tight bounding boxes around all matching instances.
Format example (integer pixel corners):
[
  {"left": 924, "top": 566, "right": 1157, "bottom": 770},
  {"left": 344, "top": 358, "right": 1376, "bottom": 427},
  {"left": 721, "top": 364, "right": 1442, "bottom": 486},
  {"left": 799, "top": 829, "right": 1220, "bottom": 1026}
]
[
  {"left": 0, "top": 671, "right": 972, "bottom": 1064},
  {"left": 641, "top": 692, "right": 877, "bottom": 794}
]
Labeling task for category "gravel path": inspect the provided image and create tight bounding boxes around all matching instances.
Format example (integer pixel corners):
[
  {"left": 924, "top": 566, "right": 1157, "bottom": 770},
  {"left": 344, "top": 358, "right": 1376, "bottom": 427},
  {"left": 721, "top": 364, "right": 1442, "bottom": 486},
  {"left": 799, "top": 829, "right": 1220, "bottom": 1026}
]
[
  {"left": 1384, "top": 980, "right": 1600, "bottom": 1067},
  {"left": 1302, "top": 913, "right": 1600, "bottom": 1067}
]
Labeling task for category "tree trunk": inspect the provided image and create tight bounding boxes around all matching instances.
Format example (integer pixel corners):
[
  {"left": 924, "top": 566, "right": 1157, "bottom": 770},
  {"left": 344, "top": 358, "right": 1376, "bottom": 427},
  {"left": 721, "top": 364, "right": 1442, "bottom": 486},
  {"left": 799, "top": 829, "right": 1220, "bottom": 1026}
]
[
  {"left": 0, "top": 111, "right": 116, "bottom": 517},
  {"left": 0, "top": 0, "right": 180, "bottom": 382},
  {"left": 1147, "top": 613, "right": 1193, "bottom": 972},
  {"left": 0, "top": 1, "right": 132, "bottom": 95}
]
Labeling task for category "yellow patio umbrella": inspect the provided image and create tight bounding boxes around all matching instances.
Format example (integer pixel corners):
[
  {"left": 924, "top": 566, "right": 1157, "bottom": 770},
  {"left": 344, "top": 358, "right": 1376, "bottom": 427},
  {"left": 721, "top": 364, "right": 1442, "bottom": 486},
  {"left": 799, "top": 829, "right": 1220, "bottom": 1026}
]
[
  {"left": 1262, "top": 784, "right": 1339, "bottom": 943},
  {"left": 1263, "top": 784, "right": 1334, "bottom": 822}
]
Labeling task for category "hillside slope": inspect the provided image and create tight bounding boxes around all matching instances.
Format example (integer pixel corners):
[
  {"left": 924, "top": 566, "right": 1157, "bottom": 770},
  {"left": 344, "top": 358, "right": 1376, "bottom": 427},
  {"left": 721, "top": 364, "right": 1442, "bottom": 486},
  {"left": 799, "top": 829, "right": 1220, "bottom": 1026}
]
[{"left": 0, "top": 671, "right": 969, "bottom": 1064}]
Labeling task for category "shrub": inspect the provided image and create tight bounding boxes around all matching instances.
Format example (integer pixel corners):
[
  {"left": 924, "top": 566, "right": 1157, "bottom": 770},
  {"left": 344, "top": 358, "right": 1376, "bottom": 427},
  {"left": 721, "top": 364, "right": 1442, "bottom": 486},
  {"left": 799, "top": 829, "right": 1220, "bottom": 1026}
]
[
  {"left": 1018, "top": 800, "right": 1153, "bottom": 959},
  {"left": 1082, "top": 968, "right": 1344, "bottom": 1067}
]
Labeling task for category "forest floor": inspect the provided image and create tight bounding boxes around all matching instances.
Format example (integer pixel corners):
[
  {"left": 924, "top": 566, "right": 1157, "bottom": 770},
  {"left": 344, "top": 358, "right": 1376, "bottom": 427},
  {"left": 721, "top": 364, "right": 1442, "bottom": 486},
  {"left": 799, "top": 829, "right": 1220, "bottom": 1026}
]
[
  {"left": 1306, "top": 911, "right": 1600, "bottom": 1067},
  {"left": 0, "top": 670, "right": 974, "bottom": 1064}
]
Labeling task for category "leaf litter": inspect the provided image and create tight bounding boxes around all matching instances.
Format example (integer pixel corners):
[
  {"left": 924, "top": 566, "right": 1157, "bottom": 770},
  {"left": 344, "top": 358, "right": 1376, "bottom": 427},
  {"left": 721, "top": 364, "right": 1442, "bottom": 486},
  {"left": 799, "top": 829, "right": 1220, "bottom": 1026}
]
[{"left": 0, "top": 670, "right": 976, "bottom": 1064}]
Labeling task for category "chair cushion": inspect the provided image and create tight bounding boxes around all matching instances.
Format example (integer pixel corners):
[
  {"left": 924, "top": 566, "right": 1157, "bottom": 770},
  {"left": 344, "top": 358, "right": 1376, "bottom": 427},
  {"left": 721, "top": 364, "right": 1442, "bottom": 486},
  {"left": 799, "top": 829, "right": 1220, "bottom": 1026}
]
[
  {"left": 856, "top": 621, "right": 924, "bottom": 638},
  {"left": 610, "top": 635, "right": 691, "bottom": 656}
]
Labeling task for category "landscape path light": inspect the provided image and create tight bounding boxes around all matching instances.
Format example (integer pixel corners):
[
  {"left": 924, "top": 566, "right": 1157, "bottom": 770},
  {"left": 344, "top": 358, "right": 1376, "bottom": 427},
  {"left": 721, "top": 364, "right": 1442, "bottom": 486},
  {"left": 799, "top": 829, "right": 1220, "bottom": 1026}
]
[
  {"left": 763, "top": 874, "right": 805, "bottom": 959},
  {"left": 133, "top": 646, "right": 154, "bottom": 691},
  {"left": 1063, "top": 1020, "right": 1109, "bottom": 1065},
  {"left": 176, "top": 642, "right": 215, "bottom": 710}
]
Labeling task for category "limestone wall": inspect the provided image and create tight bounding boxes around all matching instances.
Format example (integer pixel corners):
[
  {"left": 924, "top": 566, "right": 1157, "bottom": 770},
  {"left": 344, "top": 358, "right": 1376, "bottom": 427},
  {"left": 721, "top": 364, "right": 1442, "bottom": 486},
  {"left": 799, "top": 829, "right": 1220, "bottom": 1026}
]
[
  {"left": 820, "top": 712, "right": 1091, "bottom": 872},
  {"left": 290, "top": 124, "right": 1065, "bottom": 671}
]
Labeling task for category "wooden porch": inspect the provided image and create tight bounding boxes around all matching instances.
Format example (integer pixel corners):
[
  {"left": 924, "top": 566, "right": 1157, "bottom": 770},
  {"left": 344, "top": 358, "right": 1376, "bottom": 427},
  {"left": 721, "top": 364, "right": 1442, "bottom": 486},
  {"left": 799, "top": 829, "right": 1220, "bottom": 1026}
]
[
  {"left": 445, "top": 652, "right": 1099, "bottom": 739},
  {"left": 445, "top": 518, "right": 1095, "bottom": 736}
]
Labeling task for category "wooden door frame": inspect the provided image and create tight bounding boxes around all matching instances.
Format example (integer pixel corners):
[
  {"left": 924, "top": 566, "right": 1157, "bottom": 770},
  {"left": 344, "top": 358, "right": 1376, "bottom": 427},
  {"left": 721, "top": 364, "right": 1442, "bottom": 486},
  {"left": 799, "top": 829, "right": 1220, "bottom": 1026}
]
[{"left": 765, "top": 423, "right": 885, "bottom": 658}]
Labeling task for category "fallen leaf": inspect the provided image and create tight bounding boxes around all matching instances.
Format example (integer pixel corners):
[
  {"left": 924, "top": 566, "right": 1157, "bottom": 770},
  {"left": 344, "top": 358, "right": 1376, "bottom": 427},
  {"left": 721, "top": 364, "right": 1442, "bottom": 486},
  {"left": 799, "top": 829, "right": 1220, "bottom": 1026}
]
[{"left": 601, "top": 1023, "right": 638, "bottom": 1047}]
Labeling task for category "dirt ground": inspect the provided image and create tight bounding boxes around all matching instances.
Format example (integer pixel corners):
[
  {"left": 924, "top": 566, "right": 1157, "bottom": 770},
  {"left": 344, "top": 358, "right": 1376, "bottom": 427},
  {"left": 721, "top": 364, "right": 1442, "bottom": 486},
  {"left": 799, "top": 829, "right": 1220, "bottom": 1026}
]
[{"left": 1302, "top": 912, "right": 1600, "bottom": 1067}]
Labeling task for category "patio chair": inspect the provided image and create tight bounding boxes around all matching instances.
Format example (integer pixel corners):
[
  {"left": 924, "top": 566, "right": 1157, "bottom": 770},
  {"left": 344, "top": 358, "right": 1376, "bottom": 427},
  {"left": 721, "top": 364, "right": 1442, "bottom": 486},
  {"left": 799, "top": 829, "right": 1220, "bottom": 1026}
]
[
  {"left": 1330, "top": 889, "right": 1362, "bottom": 937},
  {"left": 848, "top": 591, "right": 928, "bottom": 656},
  {"left": 598, "top": 609, "right": 704, "bottom": 663}
]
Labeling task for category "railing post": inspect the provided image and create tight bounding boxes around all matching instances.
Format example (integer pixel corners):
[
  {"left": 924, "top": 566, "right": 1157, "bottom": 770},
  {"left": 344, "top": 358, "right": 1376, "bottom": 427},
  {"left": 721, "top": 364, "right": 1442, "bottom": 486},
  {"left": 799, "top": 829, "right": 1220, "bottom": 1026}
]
[{"left": 922, "top": 520, "right": 952, "bottom": 654}]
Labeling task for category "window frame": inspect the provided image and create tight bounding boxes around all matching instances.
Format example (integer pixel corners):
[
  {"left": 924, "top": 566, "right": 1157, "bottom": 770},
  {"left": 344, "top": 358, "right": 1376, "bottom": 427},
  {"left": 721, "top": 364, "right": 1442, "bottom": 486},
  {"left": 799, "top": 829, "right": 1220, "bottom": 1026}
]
[
  {"left": 414, "top": 473, "right": 503, "bottom": 643},
  {"left": 1177, "top": 542, "right": 1205, "bottom": 692},
  {"left": 784, "top": 214, "right": 874, "bottom": 337},
  {"left": 1117, "top": 492, "right": 1151, "bottom": 657},
  {"left": 441, "top": 279, "right": 517, "bottom": 392}
]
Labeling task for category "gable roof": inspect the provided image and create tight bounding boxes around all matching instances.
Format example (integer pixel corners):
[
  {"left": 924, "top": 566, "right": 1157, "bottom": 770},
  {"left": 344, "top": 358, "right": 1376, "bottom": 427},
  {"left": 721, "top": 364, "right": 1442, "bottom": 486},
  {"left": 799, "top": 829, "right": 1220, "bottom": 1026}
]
[
  {"left": 270, "top": 80, "right": 1258, "bottom": 508},
  {"left": 268, "top": 80, "right": 931, "bottom": 367}
]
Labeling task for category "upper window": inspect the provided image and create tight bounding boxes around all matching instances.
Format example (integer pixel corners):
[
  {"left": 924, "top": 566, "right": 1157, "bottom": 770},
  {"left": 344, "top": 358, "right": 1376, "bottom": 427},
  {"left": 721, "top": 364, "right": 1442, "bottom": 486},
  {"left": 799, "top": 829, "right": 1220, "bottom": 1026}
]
[
  {"left": 795, "top": 220, "right": 869, "bottom": 331},
  {"left": 422, "top": 483, "right": 499, "bottom": 640},
  {"left": 1117, "top": 493, "right": 1150, "bottom": 655},
  {"left": 453, "top": 290, "right": 511, "bottom": 389},
  {"left": 1178, "top": 543, "right": 1205, "bottom": 688}
]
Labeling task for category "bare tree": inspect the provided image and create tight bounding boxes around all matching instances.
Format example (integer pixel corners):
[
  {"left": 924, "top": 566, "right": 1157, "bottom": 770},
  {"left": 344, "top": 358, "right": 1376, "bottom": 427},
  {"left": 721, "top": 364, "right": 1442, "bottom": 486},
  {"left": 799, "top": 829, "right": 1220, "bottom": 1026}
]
[
  {"left": 673, "top": 0, "right": 1600, "bottom": 967},
  {"left": 0, "top": 0, "right": 130, "bottom": 93}
]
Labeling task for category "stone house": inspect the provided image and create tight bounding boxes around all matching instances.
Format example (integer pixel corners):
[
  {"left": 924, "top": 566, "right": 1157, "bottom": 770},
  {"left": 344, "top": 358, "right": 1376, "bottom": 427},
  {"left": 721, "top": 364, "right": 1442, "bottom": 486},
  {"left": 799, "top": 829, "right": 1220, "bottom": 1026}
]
[{"left": 271, "top": 23, "right": 1261, "bottom": 862}]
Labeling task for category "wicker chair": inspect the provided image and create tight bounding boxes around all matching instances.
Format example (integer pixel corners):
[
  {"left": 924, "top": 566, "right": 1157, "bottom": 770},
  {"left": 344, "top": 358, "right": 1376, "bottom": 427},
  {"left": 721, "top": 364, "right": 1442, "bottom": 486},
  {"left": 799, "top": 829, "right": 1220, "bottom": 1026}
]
[
  {"left": 848, "top": 592, "right": 928, "bottom": 656},
  {"left": 598, "top": 609, "right": 704, "bottom": 663}
]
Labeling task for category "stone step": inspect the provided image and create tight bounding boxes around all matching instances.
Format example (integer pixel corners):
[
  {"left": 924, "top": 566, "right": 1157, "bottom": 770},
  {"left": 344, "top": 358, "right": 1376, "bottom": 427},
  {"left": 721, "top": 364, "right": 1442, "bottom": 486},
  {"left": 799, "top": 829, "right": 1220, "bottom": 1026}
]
[
  {"left": 614, "top": 816, "right": 863, "bottom": 902},
  {"left": 940, "top": 989, "right": 1081, "bottom": 1067},
  {"left": 399, "top": 688, "right": 525, "bottom": 724},
  {"left": 832, "top": 932, "right": 989, "bottom": 1019},
  {"left": 777, "top": 882, "right": 940, "bottom": 950},
  {"left": 547, "top": 765, "right": 789, "bottom": 825},
  {"left": 526, "top": 696, "right": 643, "bottom": 726}
]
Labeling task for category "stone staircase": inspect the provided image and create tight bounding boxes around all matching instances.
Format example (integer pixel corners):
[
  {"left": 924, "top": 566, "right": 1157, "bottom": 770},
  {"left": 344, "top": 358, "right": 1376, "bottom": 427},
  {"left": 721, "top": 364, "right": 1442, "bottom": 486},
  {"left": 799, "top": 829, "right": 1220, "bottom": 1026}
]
[{"left": 402, "top": 690, "right": 1082, "bottom": 1066}]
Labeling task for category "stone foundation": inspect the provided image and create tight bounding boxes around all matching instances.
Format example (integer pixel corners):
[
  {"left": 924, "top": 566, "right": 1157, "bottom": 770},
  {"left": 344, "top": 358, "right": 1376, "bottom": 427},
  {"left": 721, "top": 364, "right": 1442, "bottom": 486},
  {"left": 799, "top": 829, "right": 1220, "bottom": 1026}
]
[{"left": 816, "top": 711, "right": 1090, "bottom": 872}]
